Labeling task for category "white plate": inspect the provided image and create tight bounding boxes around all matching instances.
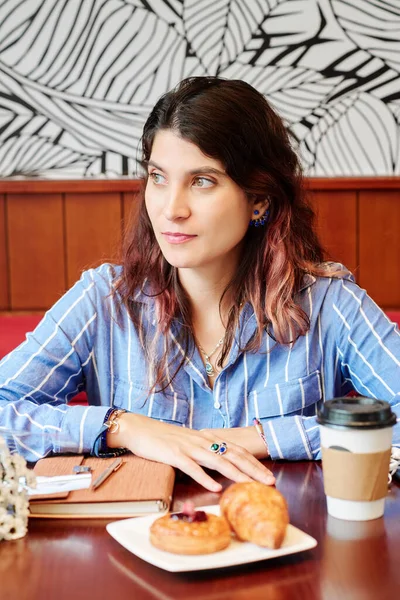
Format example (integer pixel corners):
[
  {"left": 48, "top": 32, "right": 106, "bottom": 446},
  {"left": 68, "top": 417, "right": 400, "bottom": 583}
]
[{"left": 106, "top": 505, "right": 318, "bottom": 572}]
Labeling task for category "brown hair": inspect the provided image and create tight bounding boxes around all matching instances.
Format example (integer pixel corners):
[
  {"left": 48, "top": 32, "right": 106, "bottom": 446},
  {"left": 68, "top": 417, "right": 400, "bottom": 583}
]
[{"left": 117, "top": 76, "right": 343, "bottom": 390}]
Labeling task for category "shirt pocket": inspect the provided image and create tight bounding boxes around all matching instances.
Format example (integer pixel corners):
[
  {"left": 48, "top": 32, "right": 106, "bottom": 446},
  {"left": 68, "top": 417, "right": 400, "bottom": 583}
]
[
  {"left": 113, "top": 378, "right": 188, "bottom": 425},
  {"left": 252, "top": 370, "right": 322, "bottom": 418}
]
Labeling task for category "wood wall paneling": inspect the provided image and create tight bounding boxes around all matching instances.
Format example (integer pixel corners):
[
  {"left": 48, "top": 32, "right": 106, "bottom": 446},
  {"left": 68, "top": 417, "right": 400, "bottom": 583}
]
[
  {"left": 0, "top": 195, "right": 9, "bottom": 309},
  {"left": 1, "top": 179, "right": 400, "bottom": 312},
  {"left": 309, "top": 191, "right": 358, "bottom": 276},
  {"left": 359, "top": 190, "right": 400, "bottom": 309},
  {"left": 122, "top": 191, "right": 141, "bottom": 236},
  {"left": 0, "top": 179, "right": 142, "bottom": 194},
  {"left": 2, "top": 177, "right": 400, "bottom": 194},
  {"left": 65, "top": 193, "right": 123, "bottom": 287},
  {"left": 7, "top": 194, "right": 65, "bottom": 310}
]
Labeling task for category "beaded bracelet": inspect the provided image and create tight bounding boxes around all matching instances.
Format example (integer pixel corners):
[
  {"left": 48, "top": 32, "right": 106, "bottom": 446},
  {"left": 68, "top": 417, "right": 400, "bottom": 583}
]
[
  {"left": 253, "top": 418, "right": 270, "bottom": 458},
  {"left": 92, "top": 408, "right": 128, "bottom": 458}
]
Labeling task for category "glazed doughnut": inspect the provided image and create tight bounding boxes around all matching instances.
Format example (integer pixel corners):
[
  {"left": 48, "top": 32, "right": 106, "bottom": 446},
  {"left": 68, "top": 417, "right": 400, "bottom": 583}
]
[
  {"left": 220, "top": 482, "right": 289, "bottom": 549},
  {"left": 150, "top": 508, "right": 231, "bottom": 555}
]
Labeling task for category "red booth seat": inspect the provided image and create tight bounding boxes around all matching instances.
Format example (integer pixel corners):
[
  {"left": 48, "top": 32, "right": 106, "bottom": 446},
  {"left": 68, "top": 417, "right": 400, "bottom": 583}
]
[{"left": 386, "top": 312, "right": 400, "bottom": 326}]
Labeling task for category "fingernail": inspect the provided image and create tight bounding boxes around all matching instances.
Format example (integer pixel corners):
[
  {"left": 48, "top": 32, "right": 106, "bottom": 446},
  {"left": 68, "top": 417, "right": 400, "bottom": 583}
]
[
  {"left": 265, "top": 475, "right": 275, "bottom": 485},
  {"left": 212, "top": 483, "right": 222, "bottom": 492}
]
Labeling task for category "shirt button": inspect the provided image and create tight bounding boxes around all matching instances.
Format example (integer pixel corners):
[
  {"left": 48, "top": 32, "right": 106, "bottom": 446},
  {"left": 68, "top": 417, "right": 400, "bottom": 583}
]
[{"left": 214, "top": 401, "right": 221, "bottom": 409}]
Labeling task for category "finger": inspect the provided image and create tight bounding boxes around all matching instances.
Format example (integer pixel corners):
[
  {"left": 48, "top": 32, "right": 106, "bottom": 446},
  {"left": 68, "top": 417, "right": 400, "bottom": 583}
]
[
  {"left": 192, "top": 446, "right": 255, "bottom": 484},
  {"left": 223, "top": 447, "right": 275, "bottom": 485},
  {"left": 173, "top": 454, "right": 222, "bottom": 493},
  {"left": 202, "top": 437, "right": 276, "bottom": 485},
  {"left": 226, "top": 443, "right": 275, "bottom": 485},
  {"left": 198, "top": 433, "right": 275, "bottom": 483}
]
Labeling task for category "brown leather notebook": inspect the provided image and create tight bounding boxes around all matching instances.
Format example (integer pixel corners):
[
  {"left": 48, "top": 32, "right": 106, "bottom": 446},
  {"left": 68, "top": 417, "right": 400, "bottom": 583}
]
[{"left": 29, "top": 454, "right": 175, "bottom": 519}]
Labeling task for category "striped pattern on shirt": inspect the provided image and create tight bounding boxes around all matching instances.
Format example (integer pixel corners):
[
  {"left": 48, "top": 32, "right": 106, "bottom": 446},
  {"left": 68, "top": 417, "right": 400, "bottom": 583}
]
[{"left": 1, "top": 263, "right": 399, "bottom": 461}]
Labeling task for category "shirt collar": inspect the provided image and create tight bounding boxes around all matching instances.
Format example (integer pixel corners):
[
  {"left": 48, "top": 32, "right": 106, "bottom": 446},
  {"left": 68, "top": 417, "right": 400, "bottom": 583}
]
[
  {"left": 298, "top": 273, "right": 317, "bottom": 293},
  {"left": 297, "top": 263, "right": 354, "bottom": 293}
]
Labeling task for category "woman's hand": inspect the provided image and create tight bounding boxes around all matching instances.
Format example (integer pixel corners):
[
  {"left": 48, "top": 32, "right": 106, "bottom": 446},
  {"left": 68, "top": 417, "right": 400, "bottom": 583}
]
[
  {"left": 201, "top": 426, "right": 270, "bottom": 460},
  {"left": 107, "top": 413, "right": 275, "bottom": 492}
]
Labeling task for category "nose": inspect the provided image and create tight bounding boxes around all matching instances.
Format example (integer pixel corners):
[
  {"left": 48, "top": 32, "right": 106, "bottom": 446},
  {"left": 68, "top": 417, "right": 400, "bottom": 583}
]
[{"left": 163, "top": 185, "right": 191, "bottom": 221}]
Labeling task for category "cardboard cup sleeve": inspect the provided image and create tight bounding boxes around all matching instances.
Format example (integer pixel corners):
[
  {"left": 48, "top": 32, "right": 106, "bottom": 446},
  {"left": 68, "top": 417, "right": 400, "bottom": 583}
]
[{"left": 322, "top": 448, "right": 391, "bottom": 501}]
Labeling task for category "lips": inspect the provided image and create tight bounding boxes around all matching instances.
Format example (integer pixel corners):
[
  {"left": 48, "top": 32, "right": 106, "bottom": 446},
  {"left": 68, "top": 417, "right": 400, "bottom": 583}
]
[{"left": 162, "top": 232, "right": 197, "bottom": 244}]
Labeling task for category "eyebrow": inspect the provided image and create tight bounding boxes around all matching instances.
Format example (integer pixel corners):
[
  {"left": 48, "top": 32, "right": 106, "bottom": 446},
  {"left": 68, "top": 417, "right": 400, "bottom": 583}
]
[{"left": 147, "top": 160, "right": 226, "bottom": 177}]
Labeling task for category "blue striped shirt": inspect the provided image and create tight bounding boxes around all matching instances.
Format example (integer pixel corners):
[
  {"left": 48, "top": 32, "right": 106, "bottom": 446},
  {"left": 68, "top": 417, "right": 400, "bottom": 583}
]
[{"left": 1, "top": 263, "right": 399, "bottom": 462}]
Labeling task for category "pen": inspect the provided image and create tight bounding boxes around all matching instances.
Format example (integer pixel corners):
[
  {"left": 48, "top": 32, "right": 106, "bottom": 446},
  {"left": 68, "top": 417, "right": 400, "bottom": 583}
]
[{"left": 92, "top": 457, "right": 124, "bottom": 490}]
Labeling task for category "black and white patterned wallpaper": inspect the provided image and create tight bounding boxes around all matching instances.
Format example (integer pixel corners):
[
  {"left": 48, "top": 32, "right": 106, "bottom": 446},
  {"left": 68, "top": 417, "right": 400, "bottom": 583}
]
[{"left": 0, "top": 0, "right": 399, "bottom": 178}]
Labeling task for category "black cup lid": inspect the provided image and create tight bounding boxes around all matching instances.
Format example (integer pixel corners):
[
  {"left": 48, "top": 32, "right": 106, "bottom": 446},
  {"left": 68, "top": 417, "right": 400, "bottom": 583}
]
[{"left": 316, "top": 397, "right": 397, "bottom": 429}]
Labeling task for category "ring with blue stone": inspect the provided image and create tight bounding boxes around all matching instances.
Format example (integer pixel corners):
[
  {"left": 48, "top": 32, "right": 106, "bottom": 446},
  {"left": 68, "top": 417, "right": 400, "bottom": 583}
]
[{"left": 209, "top": 442, "right": 228, "bottom": 455}]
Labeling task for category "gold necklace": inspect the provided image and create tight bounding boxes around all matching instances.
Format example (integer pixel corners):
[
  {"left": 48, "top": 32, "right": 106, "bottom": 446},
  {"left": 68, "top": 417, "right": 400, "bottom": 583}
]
[
  {"left": 197, "top": 336, "right": 225, "bottom": 377},
  {"left": 195, "top": 301, "right": 245, "bottom": 377}
]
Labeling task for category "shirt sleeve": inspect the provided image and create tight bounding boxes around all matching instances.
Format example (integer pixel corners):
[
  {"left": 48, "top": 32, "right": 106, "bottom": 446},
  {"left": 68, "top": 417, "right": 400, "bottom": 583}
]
[
  {"left": 261, "top": 277, "right": 400, "bottom": 460},
  {"left": 0, "top": 269, "right": 110, "bottom": 461},
  {"left": 260, "top": 413, "right": 319, "bottom": 460},
  {"left": 332, "top": 278, "right": 400, "bottom": 443}
]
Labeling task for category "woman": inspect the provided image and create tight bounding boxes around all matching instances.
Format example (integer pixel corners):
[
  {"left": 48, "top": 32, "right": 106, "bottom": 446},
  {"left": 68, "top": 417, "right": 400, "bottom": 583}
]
[{"left": 1, "top": 77, "right": 399, "bottom": 492}]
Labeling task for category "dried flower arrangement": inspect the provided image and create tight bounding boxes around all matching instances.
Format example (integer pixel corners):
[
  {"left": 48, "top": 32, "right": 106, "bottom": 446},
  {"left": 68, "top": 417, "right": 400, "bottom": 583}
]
[{"left": 0, "top": 436, "right": 36, "bottom": 541}]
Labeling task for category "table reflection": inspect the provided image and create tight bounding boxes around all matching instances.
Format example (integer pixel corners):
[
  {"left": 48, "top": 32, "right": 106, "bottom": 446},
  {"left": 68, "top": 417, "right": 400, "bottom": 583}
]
[{"left": 321, "top": 516, "right": 391, "bottom": 600}]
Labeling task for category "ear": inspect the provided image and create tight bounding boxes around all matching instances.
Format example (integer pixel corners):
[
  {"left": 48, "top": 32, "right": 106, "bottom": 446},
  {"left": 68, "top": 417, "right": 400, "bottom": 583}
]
[{"left": 251, "top": 197, "right": 269, "bottom": 216}]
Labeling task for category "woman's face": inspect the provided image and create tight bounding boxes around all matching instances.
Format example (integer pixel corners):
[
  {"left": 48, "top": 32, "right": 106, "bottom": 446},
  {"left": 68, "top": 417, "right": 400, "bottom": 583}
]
[{"left": 145, "top": 129, "right": 255, "bottom": 274}]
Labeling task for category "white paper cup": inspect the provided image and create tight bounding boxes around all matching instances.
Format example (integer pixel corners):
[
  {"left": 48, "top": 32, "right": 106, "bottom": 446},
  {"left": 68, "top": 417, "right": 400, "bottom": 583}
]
[{"left": 317, "top": 397, "right": 396, "bottom": 521}]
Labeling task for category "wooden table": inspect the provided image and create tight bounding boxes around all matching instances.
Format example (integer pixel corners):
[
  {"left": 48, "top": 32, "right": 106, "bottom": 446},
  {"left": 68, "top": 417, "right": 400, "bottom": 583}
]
[{"left": 1, "top": 461, "right": 399, "bottom": 600}]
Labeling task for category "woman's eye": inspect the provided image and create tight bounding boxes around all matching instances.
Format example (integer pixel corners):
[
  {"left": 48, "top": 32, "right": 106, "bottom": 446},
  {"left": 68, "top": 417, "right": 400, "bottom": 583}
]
[
  {"left": 149, "top": 172, "right": 166, "bottom": 185},
  {"left": 193, "top": 177, "right": 214, "bottom": 188}
]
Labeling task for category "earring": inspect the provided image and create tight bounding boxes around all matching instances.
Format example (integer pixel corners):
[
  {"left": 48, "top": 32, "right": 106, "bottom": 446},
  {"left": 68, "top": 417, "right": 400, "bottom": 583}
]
[{"left": 249, "top": 209, "right": 269, "bottom": 227}]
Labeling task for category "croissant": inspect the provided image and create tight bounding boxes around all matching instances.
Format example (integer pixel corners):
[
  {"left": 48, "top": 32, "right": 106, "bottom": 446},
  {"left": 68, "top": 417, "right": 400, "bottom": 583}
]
[{"left": 220, "top": 482, "right": 289, "bottom": 549}]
